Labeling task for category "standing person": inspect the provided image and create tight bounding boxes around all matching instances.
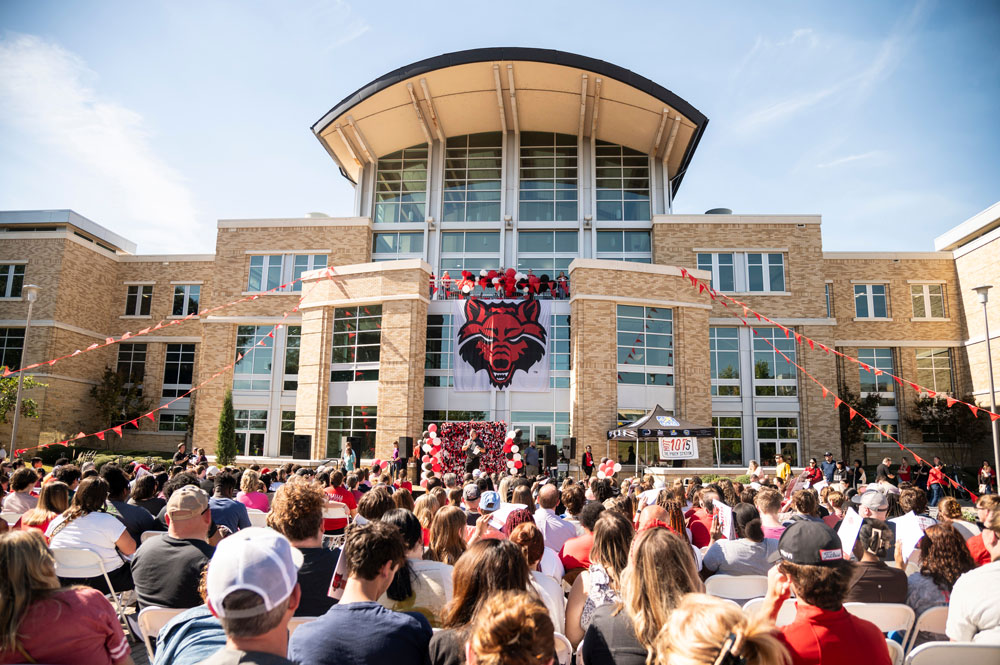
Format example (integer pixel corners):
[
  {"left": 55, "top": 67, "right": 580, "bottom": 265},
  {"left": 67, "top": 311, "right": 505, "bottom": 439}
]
[
  {"left": 774, "top": 455, "right": 791, "bottom": 484},
  {"left": 582, "top": 445, "right": 595, "bottom": 478},
  {"left": 173, "top": 442, "right": 191, "bottom": 467},
  {"left": 802, "top": 459, "right": 823, "bottom": 485},
  {"left": 946, "top": 508, "right": 1000, "bottom": 644},
  {"left": 819, "top": 452, "right": 836, "bottom": 483},
  {"left": 462, "top": 429, "right": 483, "bottom": 475},
  {"left": 913, "top": 458, "right": 930, "bottom": 490},
  {"left": 979, "top": 461, "right": 996, "bottom": 494},
  {"left": 342, "top": 440, "right": 357, "bottom": 473},
  {"left": 391, "top": 441, "right": 403, "bottom": 476},
  {"left": 897, "top": 456, "right": 912, "bottom": 484},
  {"left": 927, "top": 458, "right": 946, "bottom": 507},
  {"left": 202, "top": 527, "right": 300, "bottom": 665},
  {"left": 209, "top": 472, "right": 251, "bottom": 534},
  {"left": 746, "top": 460, "right": 764, "bottom": 483},
  {"left": 524, "top": 440, "right": 540, "bottom": 478},
  {"left": 849, "top": 459, "right": 867, "bottom": 490},
  {"left": 831, "top": 460, "right": 848, "bottom": 485},
  {"left": 875, "top": 457, "right": 896, "bottom": 486},
  {"left": 289, "top": 521, "right": 432, "bottom": 665}
]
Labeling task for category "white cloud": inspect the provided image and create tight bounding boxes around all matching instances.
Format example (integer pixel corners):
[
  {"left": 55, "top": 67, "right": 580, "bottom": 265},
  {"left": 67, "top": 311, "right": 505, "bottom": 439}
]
[
  {"left": 0, "top": 33, "right": 202, "bottom": 253},
  {"left": 816, "top": 150, "right": 884, "bottom": 169}
]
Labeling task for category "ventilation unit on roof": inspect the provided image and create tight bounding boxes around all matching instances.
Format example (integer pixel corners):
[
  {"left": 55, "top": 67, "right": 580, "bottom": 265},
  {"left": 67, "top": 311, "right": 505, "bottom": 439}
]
[
  {"left": 705, "top": 208, "right": 732, "bottom": 215},
  {"left": 306, "top": 212, "right": 330, "bottom": 218}
]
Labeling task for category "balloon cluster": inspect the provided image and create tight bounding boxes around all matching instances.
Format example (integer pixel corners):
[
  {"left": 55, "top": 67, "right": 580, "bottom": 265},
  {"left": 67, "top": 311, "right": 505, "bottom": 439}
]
[
  {"left": 596, "top": 459, "right": 622, "bottom": 480},
  {"left": 500, "top": 429, "right": 522, "bottom": 475},
  {"left": 370, "top": 457, "right": 391, "bottom": 474},
  {"left": 419, "top": 423, "right": 444, "bottom": 480}
]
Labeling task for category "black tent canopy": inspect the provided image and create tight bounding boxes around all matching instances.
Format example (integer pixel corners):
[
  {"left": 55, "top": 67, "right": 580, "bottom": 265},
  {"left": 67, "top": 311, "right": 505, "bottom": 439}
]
[{"left": 606, "top": 404, "right": 713, "bottom": 471}]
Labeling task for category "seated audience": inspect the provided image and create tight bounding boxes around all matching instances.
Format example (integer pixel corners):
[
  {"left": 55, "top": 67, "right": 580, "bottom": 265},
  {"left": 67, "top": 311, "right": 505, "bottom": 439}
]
[
  {"left": 561, "top": 484, "right": 586, "bottom": 535},
  {"left": 686, "top": 489, "right": 719, "bottom": 547},
  {"left": 290, "top": 521, "right": 432, "bottom": 665},
  {"left": 2, "top": 467, "right": 38, "bottom": 514},
  {"left": 425, "top": 505, "right": 468, "bottom": 565},
  {"left": 209, "top": 472, "right": 251, "bottom": 534},
  {"left": 760, "top": 521, "right": 891, "bottom": 665},
  {"left": 46, "top": 476, "right": 136, "bottom": 594},
  {"left": 560, "top": 500, "right": 604, "bottom": 572},
  {"left": 656, "top": 593, "right": 791, "bottom": 665},
  {"left": 703, "top": 502, "right": 778, "bottom": 577},
  {"left": 844, "top": 518, "right": 906, "bottom": 603},
  {"left": 379, "top": 507, "right": 453, "bottom": 626},
  {"left": 357, "top": 485, "right": 394, "bottom": 522},
  {"left": 414, "top": 492, "right": 439, "bottom": 547},
  {"left": 132, "top": 485, "right": 214, "bottom": 611},
  {"left": 906, "top": 523, "right": 976, "bottom": 646},
  {"left": 235, "top": 468, "right": 270, "bottom": 512},
  {"left": 534, "top": 484, "right": 576, "bottom": 552},
  {"left": 430, "top": 538, "right": 532, "bottom": 665},
  {"left": 18, "top": 480, "right": 69, "bottom": 535},
  {"left": 755, "top": 487, "right": 786, "bottom": 540},
  {"left": 566, "top": 510, "right": 634, "bottom": 647},
  {"left": 462, "top": 484, "right": 482, "bottom": 526},
  {"left": 966, "top": 494, "right": 999, "bottom": 565},
  {"left": 821, "top": 491, "right": 846, "bottom": 529},
  {"left": 203, "top": 527, "right": 301, "bottom": 665},
  {"left": 467, "top": 590, "right": 555, "bottom": 665},
  {"left": 509, "top": 521, "right": 565, "bottom": 633},
  {"left": 582, "top": 527, "right": 702, "bottom": 665},
  {"left": 393, "top": 487, "right": 415, "bottom": 511},
  {"left": 101, "top": 463, "right": 157, "bottom": 544},
  {"left": 0, "top": 530, "right": 132, "bottom": 665},
  {"left": 946, "top": 507, "right": 1000, "bottom": 644},
  {"left": 129, "top": 473, "right": 166, "bottom": 516},
  {"left": 321, "top": 470, "right": 357, "bottom": 532},
  {"left": 937, "top": 496, "right": 979, "bottom": 540},
  {"left": 266, "top": 477, "right": 338, "bottom": 617}
]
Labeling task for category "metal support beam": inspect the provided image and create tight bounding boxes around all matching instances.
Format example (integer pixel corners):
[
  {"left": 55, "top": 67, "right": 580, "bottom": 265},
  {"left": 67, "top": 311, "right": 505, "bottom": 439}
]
[
  {"left": 577, "top": 74, "right": 589, "bottom": 141},
  {"left": 650, "top": 108, "right": 669, "bottom": 157},
  {"left": 492, "top": 64, "right": 508, "bottom": 133},
  {"left": 590, "top": 77, "right": 603, "bottom": 138},
  {"left": 346, "top": 116, "right": 373, "bottom": 164},
  {"left": 662, "top": 114, "right": 681, "bottom": 164},
  {"left": 506, "top": 64, "right": 520, "bottom": 135},
  {"left": 419, "top": 78, "right": 446, "bottom": 143},
  {"left": 406, "top": 82, "right": 434, "bottom": 144},
  {"left": 333, "top": 124, "right": 362, "bottom": 167}
]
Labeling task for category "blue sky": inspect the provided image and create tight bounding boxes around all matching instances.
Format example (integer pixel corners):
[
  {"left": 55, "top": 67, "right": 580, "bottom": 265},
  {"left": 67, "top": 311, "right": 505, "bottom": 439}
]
[{"left": 1, "top": 0, "right": 997, "bottom": 253}]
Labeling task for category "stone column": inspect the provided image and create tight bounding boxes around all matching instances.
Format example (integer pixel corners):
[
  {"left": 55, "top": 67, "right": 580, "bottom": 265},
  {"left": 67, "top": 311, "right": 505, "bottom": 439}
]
[
  {"left": 375, "top": 298, "right": 427, "bottom": 459},
  {"left": 295, "top": 306, "right": 333, "bottom": 459}
]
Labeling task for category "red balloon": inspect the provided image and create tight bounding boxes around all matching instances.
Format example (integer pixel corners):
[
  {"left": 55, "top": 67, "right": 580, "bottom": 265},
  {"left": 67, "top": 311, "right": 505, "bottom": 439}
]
[
  {"left": 506, "top": 268, "right": 516, "bottom": 277},
  {"left": 432, "top": 462, "right": 442, "bottom": 472},
  {"left": 379, "top": 461, "right": 389, "bottom": 471},
  {"left": 422, "top": 455, "right": 431, "bottom": 463},
  {"left": 514, "top": 460, "right": 523, "bottom": 469},
  {"left": 428, "top": 423, "right": 437, "bottom": 433},
  {"left": 503, "top": 443, "right": 512, "bottom": 454},
  {"left": 373, "top": 458, "right": 382, "bottom": 467}
]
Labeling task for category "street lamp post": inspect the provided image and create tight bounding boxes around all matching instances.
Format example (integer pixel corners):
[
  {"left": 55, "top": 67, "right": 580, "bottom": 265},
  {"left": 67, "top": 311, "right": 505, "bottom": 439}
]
[
  {"left": 972, "top": 285, "right": 999, "bottom": 482},
  {"left": 9, "top": 284, "right": 41, "bottom": 453}
]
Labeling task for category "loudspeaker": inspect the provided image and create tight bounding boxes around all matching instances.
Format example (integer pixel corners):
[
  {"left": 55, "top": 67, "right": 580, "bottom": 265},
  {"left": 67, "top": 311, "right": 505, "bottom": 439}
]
[
  {"left": 398, "top": 436, "right": 413, "bottom": 458},
  {"left": 563, "top": 437, "right": 577, "bottom": 459},
  {"left": 542, "top": 444, "right": 558, "bottom": 467},
  {"left": 292, "top": 434, "right": 311, "bottom": 460}
]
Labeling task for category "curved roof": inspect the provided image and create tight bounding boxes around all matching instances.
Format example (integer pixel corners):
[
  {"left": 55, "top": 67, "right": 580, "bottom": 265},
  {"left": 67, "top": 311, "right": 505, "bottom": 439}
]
[{"left": 312, "top": 47, "right": 708, "bottom": 192}]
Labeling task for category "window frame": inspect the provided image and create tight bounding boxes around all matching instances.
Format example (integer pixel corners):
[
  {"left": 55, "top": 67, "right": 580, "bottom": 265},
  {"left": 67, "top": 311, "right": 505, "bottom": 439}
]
[
  {"left": 915, "top": 347, "right": 953, "bottom": 395},
  {"left": 910, "top": 283, "right": 946, "bottom": 320},
  {"left": 710, "top": 327, "right": 741, "bottom": 396},
  {"left": 755, "top": 416, "right": 800, "bottom": 465},
  {"left": 616, "top": 305, "right": 674, "bottom": 386},
  {"left": 712, "top": 415, "right": 744, "bottom": 466},
  {"left": 0, "top": 328, "right": 25, "bottom": 371},
  {"left": 596, "top": 230, "right": 652, "bottom": 263},
  {"left": 518, "top": 132, "right": 578, "bottom": 223},
  {"left": 124, "top": 285, "right": 153, "bottom": 317},
  {"left": 158, "top": 412, "right": 189, "bottom": 432},
  {"left": 162, "top": 343, "right": 196, "bottom": 398},
  {"left": 594, "top": 140, "right": 651, "bottom": 222},
  {"left": 331, "top": 305, "right": 382, "bottom": 383},
  {"left": 516, "top": 231, "right": 579, "bottom": 277},
  {"left": 752, "top": 327, "right": 798, "bottom": 397},
  {"left": 697, "top": 253, "right": 736, "bottom": 291},
  {"left": 234, "top": 326, "right": 275, "bottom": 392},
  {"left": 443, "top": 132, "right": 503, "bottom": 223},
  {"left": 171, "top": 284, "right": 200, "bottom": 317},
  {"left": 854, "top": 283, "right": 890, "bottom": 319},
  {"left": 247, "top": 254, "right": 328, "bottom": 293},
  {"left": 116, "top": 343, "right": 147, "bottom": 394},
  {"left": 234, "top": 409, "right": 268, "bottom": 456},
  {"left": 327, "top": 405, "right": 377, "bottom": 458},
  {"left": 372, "top": 231, "right": 425, "bottom": 262},
  {"left": 0, "top": 263, "right": 25, "bottom": 298},
  {"left": 373, "top": 143, "right": 429, "bottom": 224}
]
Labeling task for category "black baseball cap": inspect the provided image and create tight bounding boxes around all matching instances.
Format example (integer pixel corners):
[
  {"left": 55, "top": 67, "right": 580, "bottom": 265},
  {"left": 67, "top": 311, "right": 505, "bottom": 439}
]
[{"left": 768, "top": 521, "right": 844, "bottom": 566}]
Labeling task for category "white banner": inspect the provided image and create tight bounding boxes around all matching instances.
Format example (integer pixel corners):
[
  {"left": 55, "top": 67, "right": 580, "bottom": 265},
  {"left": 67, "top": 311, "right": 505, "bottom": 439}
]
[
  {"left": 658, "top": 436, "right": 698, "bottom": 460},
  {"left": 453, "top": 299, "right": 551, "bottom": 392}
]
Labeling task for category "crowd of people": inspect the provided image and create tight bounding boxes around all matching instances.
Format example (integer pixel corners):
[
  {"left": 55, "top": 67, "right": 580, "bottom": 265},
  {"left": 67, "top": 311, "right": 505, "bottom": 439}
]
[{"left": 1, "top": 446, "right": 999, "bottom": 665}]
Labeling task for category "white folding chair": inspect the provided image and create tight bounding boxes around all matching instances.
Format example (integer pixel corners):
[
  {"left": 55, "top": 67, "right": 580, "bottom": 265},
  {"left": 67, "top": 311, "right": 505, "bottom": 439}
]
[
  {"left": 288, "top": 616, "right": 318, "bottom": 636},
  {"left": 140, "top": 530, "right": 164, "bottom": 543},
  {"left": 323, "top": 505, "right": 351, "bottom": 548},
  {"left": 704, "top": 574, "right": 769, "bottom": 601},
  {"left": 137, "top": 606, "right": 184, "bottom": 660},
  {"left": 843, "top": 602, "right": 915, "bottom": 636},
  {"left": 51, "top": 547, "right": 128, "bottom": 627},
  {"left": 246, "top": 508, "right": 268, "bottom": 527},
  {"left": 904, "top": 606, "right": 948, "bottom": 654},
  {"left": 553, "top": 632, "right": 572, "bottom": 665},
  {"left": 905, "top": 642, "right": 1000, "bottom": 665},
  {"left": 886, "top": 638, "right": 903, "bottom": 665},
  {"left": 742, "top": 597, "right": 798, "bottom": 627},
  {"left": 1, "top": 511, "right": 22, "bottom": 526}
]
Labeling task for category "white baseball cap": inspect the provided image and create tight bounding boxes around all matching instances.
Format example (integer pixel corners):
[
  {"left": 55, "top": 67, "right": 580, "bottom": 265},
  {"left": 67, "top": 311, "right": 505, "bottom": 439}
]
[{"left": 206, "top": 527, "right": 303, "bottom": 617}]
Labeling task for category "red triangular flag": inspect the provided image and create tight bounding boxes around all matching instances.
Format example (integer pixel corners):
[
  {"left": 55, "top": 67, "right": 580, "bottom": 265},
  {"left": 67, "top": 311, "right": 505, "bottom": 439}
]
[
  {"left": 112, "top": 426, "right": 123, "bottom": 437},
  {"left": 990, "top": 411, "right": 1000, "bottom": 423},
  {"left": 679, "top": 268, "right": 688, "bottom": 279},
  {"left": 698, "top": 283, "right": 706, "bottom": 294},
  {"left": 945, "top": 396, "right": 958, "bottom": 408},
  {"left": 75, "top": 431, "right": 86, "bottom": 439},
  {"left": 834, "top": 397, "right": 843, "bottom": 409},
  {"left": 848, "top": 407, "right": 858, "bottom": 421},
  {"left": 95, "top": 431, "right": 105, "bottom": 441},
  {"left": 145, "top": 412, "right": 155, "bottom": 422},
  {"left": 908, "top": 381, "right": 920, "bottom": 392},
  {"left": 862, "top": 418, "right": 872, "bottom": 427},
  {"left": 968, "top": 404, "right": 979, "bottom": 418},
  {"left": 87, "top": 343, "right": 99, "bottom": 351},
  {"left": 822, "top": 386, "right": 829, "bottom": 399},
  {"left": 926, "top": 390, "right": 937, "bottom": 398},
  {"left": 893, "top": 376, "right": 902, "bottom": 386},
  {"left": 794, "top": 332, "right": 802, "bottom": 344},
  {"left": 129, "top": 419, "right": 139, "bottom": 428},
  {"left": 807, "top": 338, "right": 814, "bottom": 350},
  {"left": 819, "top": 344, "right": 830, "bottom": 353}
]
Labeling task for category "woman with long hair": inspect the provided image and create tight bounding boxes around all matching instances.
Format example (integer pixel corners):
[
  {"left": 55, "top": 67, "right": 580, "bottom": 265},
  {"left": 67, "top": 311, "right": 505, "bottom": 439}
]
[
  {"left": 702, "top": 503, "right": 777, "bottom": 578},
  {"left": 565, "top": 510, "right": 634, "bottom": 647},
  {"left": 413, "top": 492, "right": 439, "bottom": 547},
  {"left": 655, "top": 594, "right": 790, "bottom": 665},
  {"left": 905, "top": 523, "right": 977, "bottom": 645},
  {"left": 936, "top": 496, "right": 980, "bottom": 540},
  {"left": 19, "top": 481, "right": 70, "bottom": 536},
  {"left": 655, "top": 495, "right": 691, "bottom": 544},
  {"left": 127, "top": 473, "right": 165, "bottom": 516},
  {"left": 509, "top": 522, "right": 565, "bottom": 633},
  {"left": 235, "top": 468, "right": 269, "bottom": 512},
  {"left": 467, "top": 590, "right": 555, "bottom": 665},
  {"left": 45, "top": 477, "right": 136, "bottom": 594},
  {"left": 380, "top": 508, "right": 453, "bottom": 627},
  {"left": 430, "top": 539, "right": 533, "bottom": 665},
  {"left": 582, "top": 526, "right": 703, "bottom": 665},
  {"left": 0, "top": 530, "right": 133, "bottom": 665},
  {"left": 425, "top": 505, "right": 468, "bottom": 565},
  {"left": 510, "top": 485, "right": 533, "bottom": 508}
]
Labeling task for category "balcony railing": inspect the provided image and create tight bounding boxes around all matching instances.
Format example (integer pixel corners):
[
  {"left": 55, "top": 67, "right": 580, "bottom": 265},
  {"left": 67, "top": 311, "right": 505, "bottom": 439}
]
[{"left": 429, "top": 278, "right": 570, "bottom": 300}]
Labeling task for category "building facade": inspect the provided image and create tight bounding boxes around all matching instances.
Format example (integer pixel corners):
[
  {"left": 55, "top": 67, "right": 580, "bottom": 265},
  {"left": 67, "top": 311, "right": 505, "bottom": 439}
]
[{"left": 1, "top": 48, "right": 997, "bottom": 468}]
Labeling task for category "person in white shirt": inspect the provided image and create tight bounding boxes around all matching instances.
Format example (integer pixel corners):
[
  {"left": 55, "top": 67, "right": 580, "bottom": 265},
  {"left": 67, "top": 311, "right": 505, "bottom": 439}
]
[
  {"left": 509, "top": 521, "right": 566, "bottom": 634},
  {"left": 533, "top": 484, "right": 576, "bottom": 553},
  {"left": 946, "top": 508, "right": 1000, "bottom": 644}
]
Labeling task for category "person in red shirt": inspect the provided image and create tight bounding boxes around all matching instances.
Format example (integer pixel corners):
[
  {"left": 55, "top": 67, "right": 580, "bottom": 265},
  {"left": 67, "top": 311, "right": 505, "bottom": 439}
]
[
  {"left": 927, "top": 458, "right": 946, "bottom": 507},
  {"left": 394, "top": 469, "right": 413, "bottom": 492},
  {"left": 686, "top": 489, "right": 719, "bottom": 548},
  {"left": 803, "top": 458, "right": 824, "bottom": 485},
  {"left": 559, "top": 501, "right": 603, "bottom": 571},
  {"left": 761, "top": 521, "right": 891, "bottom": 665},
  {"left": 897, "top": 456, "right": 911, "bottom": 483},
  {"left": 582, "top": 445, "right": 595, "bottom": 478},
  {"left": 321, "top": 470, "right": 357, "bottom": 532},
  {"left": 967, "top": 494, "right": 999, "bottom": 565}
]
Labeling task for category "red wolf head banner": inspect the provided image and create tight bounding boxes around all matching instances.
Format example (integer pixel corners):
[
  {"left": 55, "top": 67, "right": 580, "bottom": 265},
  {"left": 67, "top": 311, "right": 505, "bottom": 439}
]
[{"left": 454, "top": 298, "right": 551, "bottom": 391}]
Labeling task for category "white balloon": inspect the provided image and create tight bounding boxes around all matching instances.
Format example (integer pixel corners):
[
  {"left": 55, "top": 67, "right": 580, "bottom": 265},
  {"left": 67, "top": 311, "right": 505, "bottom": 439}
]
[
  {"left": 492, "top": 277, "right": 500, "bottom": 285},
  {"left": 509, "top": 468, "right": 518, "bottom": 475},
  {"left": 614, "top": 463, "right": 622, "bottom": 472},
  {"left": 422, "top": 443, "right": 432, "bottom": 453},
  {"left": 513, "top": 453, "right": 521, "bottom": 461},
  {"left": 597, "top": 471, "right": 606, "bottom": 479},
  {"left": 507, "top": 460, "right": 515, "bottom": 467},
  {"left": 462, "top": 284, "right": 471, "bottom": 293},
  {"left": 507, "top": 431, "right": 516, "bottom": 439},
  {"left": 429, "top": 431, "right": 437, "bottom": 439},
  {"left": 511, "top": 445, "right": 519, "bottom": 453}
]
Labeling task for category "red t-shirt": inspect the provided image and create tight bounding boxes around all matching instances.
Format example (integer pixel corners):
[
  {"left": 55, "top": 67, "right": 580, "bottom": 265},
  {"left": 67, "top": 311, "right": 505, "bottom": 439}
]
[
  {"left": 395, "top": 481, "right": 413, "bottom": 492},
  {"left": 776, "top": 603, "right": 891, "bottom": 665},
  {"left": 897, "top": 465, "right": 911, "bottom": 482},
  {"left": 0, "top": 587, "right": 129, "bottom": 665},
  {"left": 967, "top": 533, "right": 991, "bottom": 566},
  {"left": 687, "top": 508, "right": 714, "bottom": 548},
  {"left": 928, "top": 466, "right": 945, "bottom": 487},
  {"left": 559, "top": 531, "right": 594, "bottom": 571},
  {"left": 804, "top": 467, "right": 823, "bottom": 484},
  {"left": 323, "top": 485, "right": 357, "bottom": 531}
]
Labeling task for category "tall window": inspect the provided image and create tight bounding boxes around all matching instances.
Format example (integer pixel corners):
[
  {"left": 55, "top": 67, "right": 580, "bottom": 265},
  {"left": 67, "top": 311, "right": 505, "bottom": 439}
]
[
  {"left": 696, "top": 253, "right": 785, "bottom": 293},
  {"left": 596, "top": 231, "right": 651, "bottom": 263},
  {"left": 858, "top": 348, "right": 896, "bottom": 406},
  {"left": 519, "top": 132, "right": 577, "bottom": 222},
  {"left": 915, "top": 348, "right": 953, "bottom": 394},
  {"left": 747, "top": 253, "right": 785, "bottom": 292},
  {"left": 279, "top": 410, "right": 296, "bottom": 456},
  {"left": 116, "top": 343, "right": 147, "bottom": 393},
  {"left": 162, "top": 343, "right": 195, "bottom": 397},
  {"left": 235, "top": 409, "right": 267, "bottom": 456},
  {"left": 697, "top": 253, "right": 735, "bottom": 291},
  {"left": 234, "top": 326, "right": 274, "bottom": 391},
  {"left": 550, "top": 314, "right": 571, "bottom": 388},
  {"left": 0, "top": 328, "right": 25, "bottom": 371},
  {"left": 616, "top": 305, "right": 673, "bottom": 386},
  {"left": 710, "top": 328, "right": 740, "bottom": 396},
  {"left": 825, "top": 283, "right": 834, "bottom": 318},
  {"left": 517, "top": 231, "right": 578, "bottom": 276},
  {"left": 443, "top": 133, "right": 502, "bottom": 222},
  {"left": 0, "top": 264, "right": 25, "bottom": 298},
  {"left": 756, "top": 417, "right": 799, "bottom": 465},
  {"left": 331, "top": 305, "right": 381, "bottom": 382},
  {"left": 125, "top": 285, "right": 153, "bottom": 316},
  {"left": 327, "top": 406, "right": 377, "bottom": 458},
  {"left": 374, "top": 144, "right": 428, "bottom": 223},
  {"left": 752, "top": 328, "right": 797, "bottom": 396},
  {"left": 283, "top": 326, "right": 301, "bottom": 391},
  {"left": 372, "top": 232, "right": 423, "bottom": 261},
  {"left": 595, "top": 141, "right": 650, "bottom": 221},
  {"left": 854, "top": 284, "right": 889, "bottom": 319},
  {"left": 439, "top": 231, "right": 501, "bottom": 277},
  {"left": 712, "top": 416, "right": 743, "bottom": 466},
  {"left": 425, "top": 313, "right": 452, "bottom": 375},
  {"left": 172, "top": 285, "right": 200, "bottom": 316},
  {"left": 423, "top": 410, "right": 488, "bottom": 430},
  {"left": 911, "top": 284, "right": 945, "bottom": 319},
  {"left": 248, "top": 254, "right": 328, "bottom": 292}
]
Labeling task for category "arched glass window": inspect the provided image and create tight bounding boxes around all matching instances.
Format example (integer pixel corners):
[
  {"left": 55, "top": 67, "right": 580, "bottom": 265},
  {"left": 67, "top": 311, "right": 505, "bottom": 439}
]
[
  {"left": 443, "top": 133, "right": 502, "bottom": 222},
  {"left": 519, "top": 132, "right": 578, "bottom": 222},
  {"left": 374, "top": 144, "right": 428, "bottom": 223},
  {"left": 595, "top": 141, "right": 650, "bottom": 221}
]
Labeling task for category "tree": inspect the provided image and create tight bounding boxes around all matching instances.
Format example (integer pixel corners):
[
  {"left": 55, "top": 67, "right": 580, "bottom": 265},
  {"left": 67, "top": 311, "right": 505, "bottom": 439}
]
[
  {"left": 0, "top": 373, "right": 45, "bottom": 424},
  {"left": 906, "top": 394, "right": 990, "bottom": 468},
  {"left": 90, "top": 367, "right": 151, "bottom": 451},
  {"left": 837, "top": 386, "right": 882, "bottom": 463},
  {"left": 216, "top": 389, "right": 237, "bottom": 466}
]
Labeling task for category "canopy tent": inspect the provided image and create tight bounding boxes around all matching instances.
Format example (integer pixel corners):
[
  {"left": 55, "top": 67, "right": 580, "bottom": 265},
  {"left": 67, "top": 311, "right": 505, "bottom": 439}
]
[{"left": 606, "top": 404, "right": 713, "bottom": 472}]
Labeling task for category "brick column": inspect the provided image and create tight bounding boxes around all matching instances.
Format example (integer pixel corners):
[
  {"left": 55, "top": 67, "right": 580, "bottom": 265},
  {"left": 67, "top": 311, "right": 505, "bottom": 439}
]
[
  {"left": 674, "top": 306, "right": 713, "bottom": 465},
  {"left": 375, "top": 298, "right": 427, "bottom": 459},
  {"left": 295, "top": 307, "right": 333, "bottom": 458},
  {"left": 570, "top": 298, "right": 618, "bottom": 464}
]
